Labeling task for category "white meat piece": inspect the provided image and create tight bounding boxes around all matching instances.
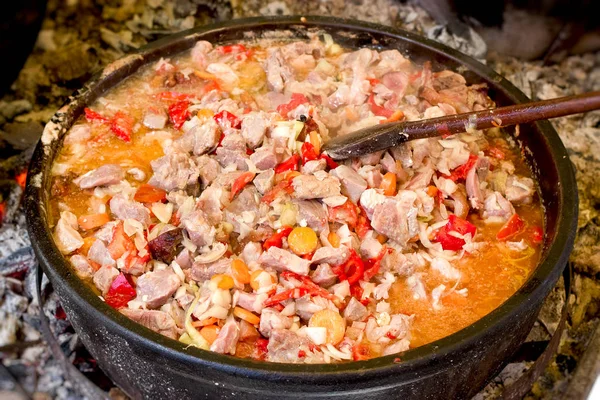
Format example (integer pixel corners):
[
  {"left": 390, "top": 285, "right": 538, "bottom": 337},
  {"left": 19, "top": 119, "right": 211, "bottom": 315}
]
[
  {"left": 53, "top": 211, "right": 83, "bottom": 255},
  {"left": 259, "top": 308, "right": 293, "bottom": 338},
  {"left": 332, "top": 165, "right": 368, "bottom": 204},
  {"left": 75, "top": 164, "right": 124, "bottom": 189},
  {"left": 135, "top": 269, "right": 181, "bottom": 309},
  {"left": 259, "top": 247, "right": 311, "bottom": 276},
  {"left": 210, "top": 320, "right": 240, "bottom": 355},
  {"left": 109, "top": 195, "right": 151, "bottom": 226},
  {"left": 292, "top": 174, "right": 341, "bottom": 199}
]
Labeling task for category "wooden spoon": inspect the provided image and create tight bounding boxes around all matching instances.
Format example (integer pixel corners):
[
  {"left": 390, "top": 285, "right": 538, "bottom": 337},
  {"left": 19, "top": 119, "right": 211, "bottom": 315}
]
[{"left": 322, "top": 91, "right": 600, "bottom": 160}]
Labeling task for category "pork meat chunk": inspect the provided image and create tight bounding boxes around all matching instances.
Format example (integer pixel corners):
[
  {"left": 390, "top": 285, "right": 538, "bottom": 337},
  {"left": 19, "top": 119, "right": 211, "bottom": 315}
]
[
  {"left": 75, "top": 164, "right": 124, "bottom": 189},
  {"left": 210, "top": 320, "right": 240, "bottom": 355},
  {"left": 259, "top": 308, "right": 293, "bottom": 338},
  {"left": 267, "top": 329, "right": 310, "bottom": 363},
  {"left": 310, "top": 263, "right": 337, "bottom": 287},
  {"left": 136, "top": 269, "right": 181, "bottom": 308},
  {"left": 181, "top": 210, "right": 215, "bottom": 247},
  {"left": 175, "top": 119, "right": 220, "bottom": 156},
  {"left": 332, "top": 165, "right": 367, "bottom": 204},
  {"left": 294, "top": 200, "right": 328, "bottom": 232},
  {"left": 148, "top": 152, "right": 199, "bottom": 192},
  {"left": 259, "top": 246, "right": 311, "bottom": 275},
  {"left": 343, "top": 297, "right": 368, "bottom": 322},
  {"left": 292, "top": 174, "right": 341, "bottom": 199},
  {"left": 120, "top": 308, "right": 178, "bottom": 339},
  {"left": 241, "top": 112, "right": 268, "bottom": 149},
  {"left": 70, "top": 255, "right": 95, "bottom": 279},
  {"left": 53, "top": 211, "right": 83, "bottom": 255},
  {"left": 191, "top": 258, "right": 231, "bottom": 281},
  {"left": 311, "top": 246, "right": 350, "bottom": 266},
  {"left": 109, "top": 195, "right": 151, "bottom": 226},
  {"left": 370, "top": 191, "right": 418, "bottom": 246},
  {"left": 93, "top": 265, "right": 119, "bottom": 295}
]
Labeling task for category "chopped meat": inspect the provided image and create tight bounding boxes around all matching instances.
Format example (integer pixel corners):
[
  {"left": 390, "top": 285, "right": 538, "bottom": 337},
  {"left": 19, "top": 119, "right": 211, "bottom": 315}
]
[
  {"left": 359, "top": 150, "right": 384, "bottom": 166},
  {"left": 241, "top": 242, "right": 263, "bottom": 264},
  {"left": 311, "top": 263, "right": 337, "bottom": 287},
  {"left": 505, "top": 176, "right": 535, "bottom": 205},
  {"left": 360, "top": 235, "right": 383, "bottom": 259},
  {"left": 370, "top": 192, "right": 418, "bottom": 246},
  {"left": 70, "top": 255, "right": 95, "bottom": 279},
  {"left": 294, "top": 200, "right": 328, "bottom": 232},
  {"left": 53, "top": 211, "right": 84, "bottom": 255},
  {"left": 191, "top": 257, "right": 231, "bottom": 281},
  {"left": 344, "top": 297, "right": 368, "bottom": 322},
  {"left": 175, "top": 119, "right": 220, "bottom": 156},
  {"left": 259, "top": 247, "right": 311, "bottom": 275},
  {"left": 383, "top": 339, "right": 410, "bottom": 356},
  {"left": 181, "top": 210, "right": 215, "bottom": 247},
  {"left": 109, "top": 195, "right": 151, "bottom": 226},
  {"left": 87, "top": 239, "right": 116, "bottom": 267},
  {"left": 221, "top": 133, "right": 246, "bottom": 151},
  {"left": 75, "top": 164, "right": 124, "bottom": 189},
  {"left": 237, "top": 292, "right": 262, "bottom": 314},
  {"left": 197, "top": 186, "right": 224, "bottom": 225},
  {"left": 359, "top": 188, "right": 387, "bottom": 219},
  {"left": 267, "top": 329, "right": 310, "bottom": 363},
  {"left": 265, "top": 48, "right": 293, "bottom": 93},
  {"left": 301, "top": 159, "right": 327, "bottom": 174},
  {"left": 292, "top": 174, "right": 341, "bottom": 199},
  {"left": 449, "top": 185, "right": 470, "bottom": 220},
  {"left": 380, "top": 249, "right": 414, "bottom": 277},
  {"left": 430, "top": 257, "right": 461, "bottom": 280},
  {"left": 483, "top": 191, "right": 515, "bottom": 220},
  {"left": 406, "top": 168, "right": 434, "bottom": 190},
  {"left": 250, "top": 148, "right": 279, "bottom": 170},
  {"left": 148, "top": 152, "right": 199, "bottom": 192},
  {"left": 119, "top": 308, "right": 178, "bottom": 339},
  {"left": 136, "top": 269, "right": 181, "bottom": 308},
  {"left": 253, "top": 169, "right": 275, "bottom": 194},
  {"left": 191, "top": 40, "right": 212, "bottom": 69},
  {"left": 175, "top": 249, "right": 193, "bottom": 269},
  {"left": 332, "top": 165, "right": 368, "bottom": 204},
  {"left": 95, "top": 221, "right": 117, "bottom": 242},
  {"left": 241, "top": 112, "right": 268, "bottom": 149},
  {"left": 311, "top": 246, "right": 350, "bottom": 266},
  {"left": 206, "top": 63, "right": 239, "bottom": 86},
  {"left": 210, "top": 320, "right": 240, "bottom": 354},
  {"left": 195, "top": 155, "right": 221, "bottom": 187},
  {"left": 216, "top": 148, "right": 249, "bottom": 171},
  {"left": 259, "top": 309, "right": 293, "bottom": 338},
  {"left": 466, "top": 157, "right": 489, "bottom": 210},
  {"left": 93, "top": 265, "right": 119, "bottom": 295}
]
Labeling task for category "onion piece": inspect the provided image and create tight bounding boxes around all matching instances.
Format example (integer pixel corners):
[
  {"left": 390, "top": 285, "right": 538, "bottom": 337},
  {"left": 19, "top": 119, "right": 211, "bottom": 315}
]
[{"left": 194, "top": 242, "right": 227, "bottom": 264}]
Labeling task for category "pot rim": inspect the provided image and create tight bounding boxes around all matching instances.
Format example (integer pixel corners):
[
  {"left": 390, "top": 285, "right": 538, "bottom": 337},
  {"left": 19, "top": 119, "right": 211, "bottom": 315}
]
[{"left": 25, "top": 15, "right": 578, "bottom": 380}]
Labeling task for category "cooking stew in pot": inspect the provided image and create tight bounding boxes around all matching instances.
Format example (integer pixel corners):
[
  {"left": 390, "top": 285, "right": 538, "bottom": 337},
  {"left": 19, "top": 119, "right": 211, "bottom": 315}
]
[{"left": 48, "top": 35, "right": 543, "bottom": 363}]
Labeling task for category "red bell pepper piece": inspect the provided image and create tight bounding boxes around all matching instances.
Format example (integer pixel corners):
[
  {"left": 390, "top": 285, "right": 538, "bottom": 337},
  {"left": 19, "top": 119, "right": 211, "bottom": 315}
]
[
  {"left": 155, "top": 91, "right": 195, "bottom": 102},
  {"left": 168, "top": 100, "right": 191, "bottom": 129},
  {"left": 107, "top": 222, "right": 136, "bottom": 260},
  {"left": 300, "top": 142, "right": 319, "bottom": 164},
  {"left": 84, "top": 108, "right": 109, "bottom": 123},
  {"left": 363, "top": 247, "right": 390, "bottom": 282},
  {"left": 497, "top": 213, "right": 525, "bottom": 241},
  {"left": 109, "top": 111, "right": 134, "bottom": 142},
  {"left": 445, "top": 154, "right": 478, "bottom": 182},
  {"left": 277, "top": 93, "right": 309, "bottom": 117},
  {"left": 274, "top": 154, "right": 301, "bottom": 174},
  {"left": 368, "top": 78, "right": 380, "bottom": 86},
  {"left": 368, "top": 94, "right": 394, "bottom": 118},
  {"left": 216, "top": 44, "right": 247, "bottom": 54},
  {"left": 328, "top": 200, "right": 359, "bottom": 228},
  {"left": 530, "top": 225, "right": 543, "bottom": 244},
  {"left": 230, "top": 172, "right": 256, "bottom": 200},
  {"left": 254, "top": 338, "right": 269, "bottom": 360},
  {"left": 261, "top": 178, "right": 295, "bottom": 204},
  {"left": 319, "top": 153, "right": 338, "bottom": 169},
  {"left": 486, "top": 146, "right": 505, "bottom": 160},
  {"left": 213, "top": 110, "right": 242, "bottom": 129},
  {"left": 435, "top": 214, "right": 477, "bottom": 251},
  {"left": 263, "top": 226, "right": 293, "bottom": 250},
  {"left": 264, "top": 287, "right": 308, "bottom": 307},
  {"left": 355, "top": 206, "right": 372, "bottom": 239},
  {"left": 134, "top": 184, "right": 167, "bottom": 203},
  {"left": 332, "top": 249, "right": 365, "bottom": 285},
  {"left": 104, "top": 273, "right": 136, "bottom": 309},
  {"left": 280, "top": 271, "right": 334, "bottom": 299}
]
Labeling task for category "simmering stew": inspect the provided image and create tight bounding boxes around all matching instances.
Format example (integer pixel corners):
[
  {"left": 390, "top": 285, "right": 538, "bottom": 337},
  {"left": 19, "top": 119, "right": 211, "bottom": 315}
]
[{"left": 48, "top": 36, "right": 543, "bottom": 363}]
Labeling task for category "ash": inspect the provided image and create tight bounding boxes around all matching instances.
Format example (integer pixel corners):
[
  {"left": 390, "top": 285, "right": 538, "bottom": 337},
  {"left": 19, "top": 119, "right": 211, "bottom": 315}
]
[{"left": 1, "top": 0, "right": 599, "bottom": 399}]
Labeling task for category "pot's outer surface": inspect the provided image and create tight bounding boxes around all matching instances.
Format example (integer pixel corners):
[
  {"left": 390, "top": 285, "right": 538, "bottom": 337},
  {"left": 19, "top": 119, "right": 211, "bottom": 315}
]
[{"left": 25, "top": 16, "right": 578, "bottom": 400}]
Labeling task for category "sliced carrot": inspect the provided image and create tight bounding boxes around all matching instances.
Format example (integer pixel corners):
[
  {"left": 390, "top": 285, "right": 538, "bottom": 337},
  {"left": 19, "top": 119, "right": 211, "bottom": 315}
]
[
  {"left": 328, "top": 232, "right": 341, "bottom": 248},
  {"left": 376, "top": 234, "right": 388, "bottom": 244},
  {"left": 78, "top": 213, "right": 110, "bottom": 231},
  {"left": 309, "top": 309, "right": 346, "bottom": 345},
  {"left": 287, "top": 227, "right": 318, "bottom": 256},
  {"left": 134, "top": 184, "right": 167, "bottom": 203},
  {"left": 107, "top": 222, "right": 135, "bottom": 260},
  {"left": 199, "top": 324, "right": 219, "bottom": 344},
  {"left": 309, "top": 130, "right": 321, "bottom": 153},
  {"left": 250, "top": 270, "right": 275, "bottom": 291},
  {"left": 231, "top": 259, "right": 251, "bottom": 284},
  {"left": 193, "top": 70, "right": 218, "bottom": 81},
  {"left": 192, "top": 317, "right": 219, "bottom": 328},
  {"left": 380, "top": 172, "right": 397, "bottom": 196},
  {"left": 383, "top": 110, "right": 405, "bottom": 123},
  {"left": 426, "top": 185, "right": 439, "bottom": 197},
  {"left": 79, "top": 236, "right": 97, "bottom": 256},
  {"left": 211, "top": 274, "right": 235, "bottom": 290},
  {"left": 233, "top": 306, "right": 261, "bottom": 325}
]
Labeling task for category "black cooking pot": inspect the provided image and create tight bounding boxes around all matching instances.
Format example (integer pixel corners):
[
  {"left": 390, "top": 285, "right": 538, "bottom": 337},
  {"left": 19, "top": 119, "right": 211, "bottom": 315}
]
[{"left": 25, "top": 16, "right": 578, "bottom": 399}]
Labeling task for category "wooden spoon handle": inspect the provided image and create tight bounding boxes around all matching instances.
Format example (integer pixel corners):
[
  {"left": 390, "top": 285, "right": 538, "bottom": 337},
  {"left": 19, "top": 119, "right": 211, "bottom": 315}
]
[{"left": 324, "top": 91, "right": 600, "bottom": 159}]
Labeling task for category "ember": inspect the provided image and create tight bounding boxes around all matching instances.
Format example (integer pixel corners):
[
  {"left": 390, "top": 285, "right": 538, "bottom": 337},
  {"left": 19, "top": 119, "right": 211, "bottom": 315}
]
[{"left": 1, "top": 0, "right": 599, "bottom": 399}]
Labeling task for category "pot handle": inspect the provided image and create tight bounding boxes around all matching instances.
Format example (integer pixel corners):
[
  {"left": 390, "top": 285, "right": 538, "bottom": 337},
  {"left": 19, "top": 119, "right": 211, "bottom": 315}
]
[
  {"left": 499, "top": 264, "right": 571, "bottom": 400},
  {"left": 36, "top": 264, "right": 110, "bottom": 400}
]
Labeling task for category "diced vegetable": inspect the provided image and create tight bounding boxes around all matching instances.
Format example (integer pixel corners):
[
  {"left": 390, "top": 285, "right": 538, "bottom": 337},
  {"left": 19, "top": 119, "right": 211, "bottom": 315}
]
[
  {"left": 309, "top": 130, "right": 321, "bottom": 153},
  {"left": 308, "top": 309, "right": 346, "bottom": 345},
  {"left": 261, "top": 178, "right": 294, "bottom": 204},
  {"left": 274, "top": 154, "right": 301, "bottom": 174},
  {"left": 199, "top": 325, "right": 219, "bottom": 345},
  {"left": 328, "top": 232, "right": 341, "bottom": 248},
  {"left": 233, "top": 306, "right": 261, "bottom": 325},
  {"left": 277, "top": 93, "right": 309, "bottom": 117},
  {"left": 84, "top": 108, "right": 109, "bottom": 123},
  {"left": 216, "top": 44, "right": 247, "bottom": 54},
  {"left": 78, "top": 213, "right": 110, "bottom": 231},
  {"left": 213, "top": 110, "right": 242, "bottom": 129},
  {"left": 230, "top": 172, "right": 256, "bottom": 201},
  {"left": 446, "top": 154, "right": 478, "bottom": 182},
  {"left": 363, "top": 247, "right": 389, "bottom": 282},
  {"left": 211, "top": 274, "right": 235, "bottom": 290},
  {"left": 530, "top": 225, "right": 543, "bottom": 244},
  {"left": 352, "top": 343, "right": 371, "bottom": 361},
  {"left": 380, "top": 172, "right": 397, "bottom": 196},
  {"left": 435, "top": 214, "right": 477, "bottom": 251},
  {"left": 168, "top": 100, "right": 191, "bottom": 129},
  {"left": 287, "top": 227, "right": 318, "bottom": 256},
  {"left": 155, "top": 91, "right": 196, "bottom": 102},
  {"left": 367, "top": 94, "right": 394, "bottom": 118},
  {"left": 250, "top": 270, "right": 275, "bottom": 291},
  {"left": 497, "top": 213, "right": 525, "bottom": 241},
  {"left": 263, "top": 226, "right": 293, "bottom": 250},
  {"left": 300, "top": 142, "right": 319, "bottom": 164},
  {"left": 134, "top": 184, "right": 167, "bottom": 203},
  {"left": 231, "top": 259, "right": 251, "bottom": 284},
  {"left": 332, "top": 249, "right": 364, "bottom": 285},
  {"left": 319, "top": 153, "right": 338, "bottom": 169},
  {"left": 328, "top": 200, "right": 358, "bottom": 228},
  {"left": 104, "top": 273, "right": 136, "bottom": 309},
  {"left": 109, "top": 111, "right": 134, "bottom": 142},
  {"left": 383, "top": 110, "right": 405, "bottom": 123},
  {"left": 107, "top": 222, "right": 136, "bottom": 260},
  {"left": 192, "top": 317, "right": 218, "bottom": 328}
]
